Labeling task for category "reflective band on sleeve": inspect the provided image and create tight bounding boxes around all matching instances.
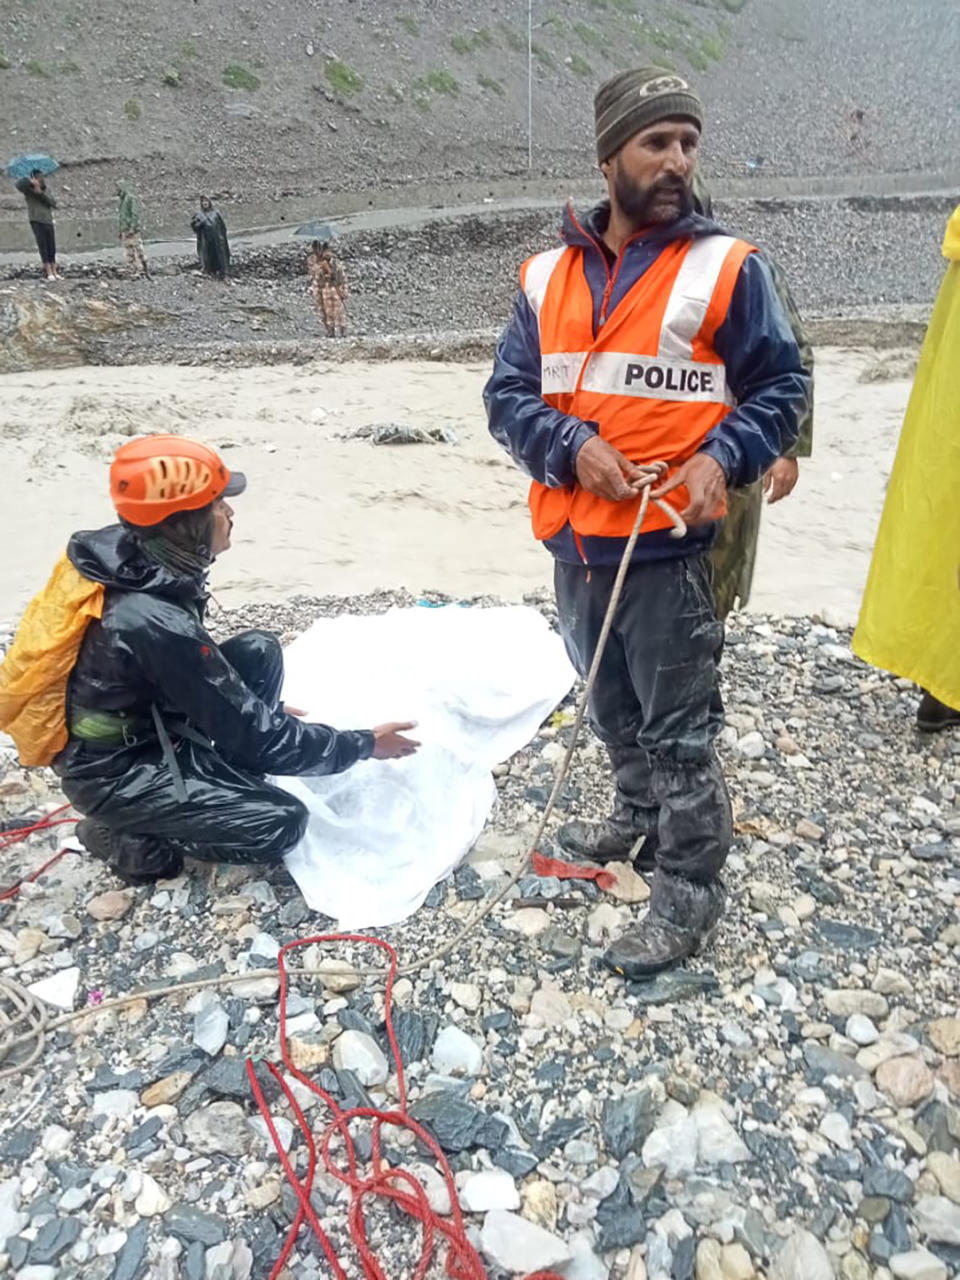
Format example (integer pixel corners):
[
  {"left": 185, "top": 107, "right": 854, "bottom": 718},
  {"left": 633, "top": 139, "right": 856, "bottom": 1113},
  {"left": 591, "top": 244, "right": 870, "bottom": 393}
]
[
  {"left": 522, "top": 246, "right": 567, "bottom": 320},
  {"left": 541, "top": 351, "right": 590, "bottom": 395},
  {"left": 580, "top": 351, "right": 732, "bottom": 404},
  {"left": 658, "top": 235, "right": 738, "bottom": 360}
]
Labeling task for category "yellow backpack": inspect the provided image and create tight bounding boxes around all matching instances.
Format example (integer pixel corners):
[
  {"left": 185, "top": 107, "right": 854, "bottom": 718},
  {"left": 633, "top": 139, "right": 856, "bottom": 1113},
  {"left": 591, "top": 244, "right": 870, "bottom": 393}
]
[{"left": 0, "top": 554, "right": 105, "bottom": 767}]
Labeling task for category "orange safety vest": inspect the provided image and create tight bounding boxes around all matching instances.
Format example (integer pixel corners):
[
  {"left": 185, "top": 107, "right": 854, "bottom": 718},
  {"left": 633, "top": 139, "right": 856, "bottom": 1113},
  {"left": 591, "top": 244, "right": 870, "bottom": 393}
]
[{"left": 521, "top": 232, "right": 756, "bottom": 542}]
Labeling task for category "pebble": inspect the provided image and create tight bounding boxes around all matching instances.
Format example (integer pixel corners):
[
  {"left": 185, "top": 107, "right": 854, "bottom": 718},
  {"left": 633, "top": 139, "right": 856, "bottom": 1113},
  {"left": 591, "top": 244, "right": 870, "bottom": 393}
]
[
  {"left": 183, "top": 1103, "right": 251, "bottom": 1158},
  {"left": 926, "top": 1151, "right": 960, "bottom": 1205},
  {"left": 846, "top": 1014, "right": 880, "bottom": 1046},
  {"left": 888, "top": 1250, "right": 949, "bottom": 1280},
  {"left": 193, "top": 1002, "right": 230, "bottom": 1057},
  {"left": 876, "top": 1057, "right": 935, "bottom": 1107},
  {"left": 431, "top": 1025, "right": 484, "bottom": 1077},
  {"left": 913, "top": 1195, "right": 960, "bottom": 1245},
  {"left": 449, "top": 981, "right": 482, "bottom": 1013},
  {"left": 479, "top": 1209, "right": 571, "bottom": 1272},
  {"left": 26, "top": 967, "right": 80, "bottom": 1010},
  {"left": 928, "top": 1018, "right": 960, "bottom": 1058},
  {"left": 769, "top": 1229, "right": 835, "bottom": 1280},
  {"left": 92, "top": 1090, "right": 138, "bottom": 1120},
  {"left": 85, "top": 889, "right": 135, "bottom": 921},
  {"left": 331, "top": 1030, "right": 389, "bottom": 1085},
  {"left": 460, "top": 1170, "right": 520, "bottom": 1212},
  {"left": 134, "top": 1173, "right": 171, "bottom": 1216},
  {"left": 504, "top": 907, "right": 551, "bottom": 937}
]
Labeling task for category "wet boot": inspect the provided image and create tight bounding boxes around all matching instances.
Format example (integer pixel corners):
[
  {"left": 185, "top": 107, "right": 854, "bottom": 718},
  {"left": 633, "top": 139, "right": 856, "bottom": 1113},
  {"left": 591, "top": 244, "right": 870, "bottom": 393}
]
[
  {"left": 556, "top": 817, "right": 657, "bottom": 870},
  {"left": 917, "top": 691, "right": 960, "bottom": 734},
  {"left": 603, "top": 870, "right": 726, "bottom": 978},
  {"left": 76, "top": 818, "right": 183, "bottom": 886},
  {"left": 557, "top": 743, "right": 658, "bottom": 870}
]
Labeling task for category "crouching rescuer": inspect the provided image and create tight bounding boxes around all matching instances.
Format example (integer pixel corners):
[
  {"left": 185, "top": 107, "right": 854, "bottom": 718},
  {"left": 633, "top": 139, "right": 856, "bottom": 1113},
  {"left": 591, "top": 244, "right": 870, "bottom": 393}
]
[
  {"left": 485, "top": 68, "right": 810, "bottom": 976},
  {"left": 0, "top": 434, "right": 418, "bottom": 884}
]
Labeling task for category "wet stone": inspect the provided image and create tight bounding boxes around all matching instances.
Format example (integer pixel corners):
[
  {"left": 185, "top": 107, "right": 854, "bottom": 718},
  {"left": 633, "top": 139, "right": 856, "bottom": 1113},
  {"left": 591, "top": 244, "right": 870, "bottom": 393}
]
[
  {"left": 185, "top": 1239, "right": 205, "bottom": 1280},
  {"left": 28, "top": 1216, "right": 81, "bottom": 1264},
  {"left": 816, "top": 919, "right": 882, "bottom": 950},
  {"left": 163, "top": 1205, "right": 227, "bottom": 1247},
  {"left": 494, "top": 1148, "right": 539, "bottom": 1179},
  {"left": 597, "top": 1206, "right": 646, "bottom": 1251},
  {"left": 627, "top": 970, "right": 719, "bottom": 1004},
  {"left": 391, "top": 1009, "right": 439, "bottom": 1066},
  {"left": 537, "top": 1117, "right": 587, "bottom": 1156},
  {"left": 125, "top": 1116, "right": 163, "bottom": 1150},
  {"left": 602, "top": 1087, "right": 660, "bottom": 1159},
  {"left": 114, "top": 1223, "right": 148, "bottom": 1280},
  {"left": 864, "top": 1167, "right": 914, "bottom": 1203},
  {"left": 673, "top": 1234, "right": 696, "bottom": 1280},
  {"left": 408, "top": 1093, "right": 507, "bottom": 1154},
  {"left": 454, "top": 865, "right": 484, "bottom": 901}
]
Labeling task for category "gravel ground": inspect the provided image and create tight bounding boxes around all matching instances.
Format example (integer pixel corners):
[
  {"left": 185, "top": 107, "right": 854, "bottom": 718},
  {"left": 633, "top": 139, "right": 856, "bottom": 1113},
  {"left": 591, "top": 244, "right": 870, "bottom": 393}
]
[
  {"left": 1, "top": 595, "right": 958, "bottom": 1280},
  {"left": 1, "top": 196, "right": 954, "bottom": 373}
]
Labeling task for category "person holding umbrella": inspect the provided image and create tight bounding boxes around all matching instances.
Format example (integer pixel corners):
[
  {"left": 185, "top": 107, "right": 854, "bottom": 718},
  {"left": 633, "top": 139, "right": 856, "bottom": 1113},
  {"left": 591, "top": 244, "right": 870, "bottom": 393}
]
[
  {"left": 8, "top": 153, "right": 60, "bottom": 280},
  {"left": 296, "top": 220, "right": 348, "bottom": 337}
]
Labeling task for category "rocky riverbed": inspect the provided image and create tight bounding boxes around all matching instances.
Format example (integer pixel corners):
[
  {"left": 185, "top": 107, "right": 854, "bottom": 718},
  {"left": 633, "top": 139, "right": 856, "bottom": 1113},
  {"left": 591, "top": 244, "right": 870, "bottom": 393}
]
[{"left": 1, "top": 595, "right": 958, "bottom": 1280}]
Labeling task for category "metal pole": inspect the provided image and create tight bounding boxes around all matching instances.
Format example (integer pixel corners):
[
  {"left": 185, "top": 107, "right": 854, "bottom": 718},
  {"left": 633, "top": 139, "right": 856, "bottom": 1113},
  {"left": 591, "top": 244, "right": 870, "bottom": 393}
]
[{"left": 527, "top": 0, "right": 533, "bottom": 169}]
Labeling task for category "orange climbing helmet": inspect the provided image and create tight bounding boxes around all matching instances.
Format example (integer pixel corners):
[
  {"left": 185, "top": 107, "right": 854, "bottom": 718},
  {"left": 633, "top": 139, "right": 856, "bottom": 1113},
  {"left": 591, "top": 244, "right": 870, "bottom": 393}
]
[{"left": 109, "top": 434, "right": 246, "bottom": 527}]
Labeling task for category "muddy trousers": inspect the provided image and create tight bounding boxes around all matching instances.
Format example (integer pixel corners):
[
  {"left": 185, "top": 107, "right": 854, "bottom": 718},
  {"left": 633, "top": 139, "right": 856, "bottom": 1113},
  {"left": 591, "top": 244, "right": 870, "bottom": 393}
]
[
  {"left": 554, "top": 555, "right": 732, "bottom": 884},
  {"left": 60, "top": 631, "right": 308, "bottom": 866}
]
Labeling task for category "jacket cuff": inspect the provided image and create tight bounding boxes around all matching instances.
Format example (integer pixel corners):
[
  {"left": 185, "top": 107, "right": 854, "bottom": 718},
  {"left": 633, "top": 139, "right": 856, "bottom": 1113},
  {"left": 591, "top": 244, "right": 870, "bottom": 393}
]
[
  {"left": 568, "top": 421, "right": 599, "bottom": 483},
  {"left": 698, "top": 438, "right": 742, "bottom": 486},
  {"left": 355, "top": 730, "right": 376, "bottom": 761}
]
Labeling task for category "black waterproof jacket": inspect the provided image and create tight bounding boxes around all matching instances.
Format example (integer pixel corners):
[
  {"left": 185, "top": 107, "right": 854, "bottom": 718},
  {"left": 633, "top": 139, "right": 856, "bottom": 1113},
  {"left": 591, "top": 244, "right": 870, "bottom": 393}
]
[{"left": 54, "top": 525, "right": 374, "bottom": 777}]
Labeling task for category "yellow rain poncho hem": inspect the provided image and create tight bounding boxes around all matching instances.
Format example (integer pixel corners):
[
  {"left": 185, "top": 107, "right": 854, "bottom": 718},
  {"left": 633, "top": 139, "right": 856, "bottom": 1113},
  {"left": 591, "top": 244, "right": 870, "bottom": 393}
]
[{"left": 852, "top": 205, "right": 960, "bottom": 710}]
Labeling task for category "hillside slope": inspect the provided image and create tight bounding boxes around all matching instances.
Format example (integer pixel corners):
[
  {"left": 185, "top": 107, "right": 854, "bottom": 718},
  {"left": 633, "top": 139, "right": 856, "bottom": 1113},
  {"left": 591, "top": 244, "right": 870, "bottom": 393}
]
[{"left": 0, "top": 0, "right": 956, "bottom": 212}]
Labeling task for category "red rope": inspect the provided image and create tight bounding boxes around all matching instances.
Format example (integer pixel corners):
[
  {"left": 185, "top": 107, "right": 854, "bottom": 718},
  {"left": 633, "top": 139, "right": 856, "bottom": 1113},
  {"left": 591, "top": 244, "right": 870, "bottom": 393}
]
[
  {"left": 247, "top": 934, "right": 568, "bottom": 1280},
  {"left": 0, "top": 803, "right": 77, "bottom": 900}
]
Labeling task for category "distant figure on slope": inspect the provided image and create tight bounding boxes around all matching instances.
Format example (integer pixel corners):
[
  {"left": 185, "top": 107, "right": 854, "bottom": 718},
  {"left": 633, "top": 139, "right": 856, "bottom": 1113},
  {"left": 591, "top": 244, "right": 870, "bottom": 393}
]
[
  {"left": 116, "top": 179, "right": 149, "bottom": 279},
  {"left": 191, "top": 195, "right": 231, "bottom": 280},
  {"left": 15, "top": 169, "right": 60, "bottom": 280},
  {"left": 307, "top": 240, "right": 348, "bottom": 337}
]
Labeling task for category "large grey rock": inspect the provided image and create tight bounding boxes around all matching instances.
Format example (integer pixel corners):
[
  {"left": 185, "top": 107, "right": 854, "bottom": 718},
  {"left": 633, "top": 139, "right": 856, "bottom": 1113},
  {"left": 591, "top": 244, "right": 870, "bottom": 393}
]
[
  {"left": 913, "top": 1195, "right": 960, "bottom": 1245},
  {"left": 889, "top": 1250, "right": 948, "bottom": 1280},
  {"left": 480, "top": 1209, "right": 571, "bottom": 1273},
  {"left": 193, "top": 1002, "right": 230, "bottom": 1057},
  {"left": 769, "top": 1230, "right": 835, "bottom": 1280},
  {"left": 184, "top": 1102, "right": 252, "bottom": 1157},
  {"left": 0, "top": 1180, "right": 27, "bottom": 1249},
  {"left": 164, "top": 1206, "right": 227, "bottom": 1247},
  {"left": 431, "top": 1025, "right": 484, "bottom": 1077},
  {"left": 601, "top": 1083, "right": 662, "bottom": 1159},
  {"left": 331, "top": 1030, "right": 389, "bottom": 1086}
]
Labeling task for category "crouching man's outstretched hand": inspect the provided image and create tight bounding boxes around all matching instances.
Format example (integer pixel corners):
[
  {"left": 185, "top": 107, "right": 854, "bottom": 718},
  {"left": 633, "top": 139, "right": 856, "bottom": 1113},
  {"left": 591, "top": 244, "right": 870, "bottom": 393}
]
[{"left": 372, "top": 721, "right": 420, "bottom": 759}]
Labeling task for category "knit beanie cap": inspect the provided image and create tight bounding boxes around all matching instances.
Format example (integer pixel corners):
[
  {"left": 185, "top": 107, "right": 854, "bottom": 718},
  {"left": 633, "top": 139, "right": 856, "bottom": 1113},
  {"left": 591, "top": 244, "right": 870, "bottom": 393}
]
[{"left": 595, "top": 67, "right": 704, "bottom": 164}]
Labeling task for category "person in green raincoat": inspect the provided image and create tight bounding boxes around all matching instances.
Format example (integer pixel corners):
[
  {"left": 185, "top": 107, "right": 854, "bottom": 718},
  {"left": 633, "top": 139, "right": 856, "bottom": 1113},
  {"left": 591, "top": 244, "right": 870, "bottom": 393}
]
[
  {"left": 116, "top": 179, "right": 149, "bottom": 279},
  {"left": 853, "top": 206, "right": 960, "bottom": 731},
  {"left": 693, "top": 175, "right": 815, "bottom": 617}
]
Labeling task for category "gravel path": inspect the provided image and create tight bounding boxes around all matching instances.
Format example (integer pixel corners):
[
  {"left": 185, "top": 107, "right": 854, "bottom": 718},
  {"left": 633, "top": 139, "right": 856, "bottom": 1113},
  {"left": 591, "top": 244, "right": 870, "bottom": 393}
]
[{"left": 1, "top": 595, "right": 958, "bottom": 1280}]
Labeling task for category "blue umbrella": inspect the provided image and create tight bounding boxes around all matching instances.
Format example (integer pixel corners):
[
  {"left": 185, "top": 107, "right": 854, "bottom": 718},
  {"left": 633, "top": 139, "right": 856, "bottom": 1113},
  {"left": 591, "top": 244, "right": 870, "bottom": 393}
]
[
  {"left": 293, "top": 219, "right": 339, "bottom": 240},
  {"left": 6, "top": 153, "right": 59, "bottom": 182}
]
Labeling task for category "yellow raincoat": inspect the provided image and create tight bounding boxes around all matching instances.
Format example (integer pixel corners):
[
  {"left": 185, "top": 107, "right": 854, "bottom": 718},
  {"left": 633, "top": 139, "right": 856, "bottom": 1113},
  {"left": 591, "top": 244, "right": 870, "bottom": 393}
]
[{"left": 852, "top": 207, "right": 960, "bottom": 709}]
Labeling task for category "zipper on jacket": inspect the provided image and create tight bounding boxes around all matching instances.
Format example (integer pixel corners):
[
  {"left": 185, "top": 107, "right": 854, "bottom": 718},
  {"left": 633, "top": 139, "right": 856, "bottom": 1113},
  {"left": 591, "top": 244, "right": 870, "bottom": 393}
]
[{"left": 565, "top": 203, "right": 644, "bottom": 329}]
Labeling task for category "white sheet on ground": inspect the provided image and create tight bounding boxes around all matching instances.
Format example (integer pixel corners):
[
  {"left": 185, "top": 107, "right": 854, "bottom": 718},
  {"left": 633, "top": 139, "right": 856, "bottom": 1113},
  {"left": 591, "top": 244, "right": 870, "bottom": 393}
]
[{"left": 276, "top": 604, "right": 575, "bottom": 929}]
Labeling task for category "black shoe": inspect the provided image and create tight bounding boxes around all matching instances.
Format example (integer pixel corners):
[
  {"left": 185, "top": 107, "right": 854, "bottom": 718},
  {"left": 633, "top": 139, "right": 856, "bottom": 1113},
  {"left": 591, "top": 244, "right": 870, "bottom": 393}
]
[
  {"left": 603, "top": 872, "right": 726, "bottom": 979},
  {"left": 556, "top": 818, "right": 658, "bottom": 871},
  {"left": 76, "top": 818, "right": 183, "bottom": 886},
  {"left": 917, "top": 691, "right": 960, "bottom": 734}
]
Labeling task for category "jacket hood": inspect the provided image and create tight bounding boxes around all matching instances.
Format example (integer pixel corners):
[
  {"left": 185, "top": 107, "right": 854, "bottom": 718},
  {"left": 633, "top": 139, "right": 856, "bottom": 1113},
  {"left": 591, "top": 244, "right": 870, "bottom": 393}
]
[
  {"left": 66, "top": 524, "right": 206, "bottom": 602},
  {"left": 562, "top": 198, "right": 729, "bottom": 253},
  {"left": 943, "top": 205, "right": 960, "bottom": 262}
]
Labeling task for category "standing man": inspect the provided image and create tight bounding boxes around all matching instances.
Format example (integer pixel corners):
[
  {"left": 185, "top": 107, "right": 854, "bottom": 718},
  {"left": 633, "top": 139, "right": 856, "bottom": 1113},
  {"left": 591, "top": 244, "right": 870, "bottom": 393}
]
[
  {"left": 485, "top": 68, "right": 810, "bottom": 976},
  {"left": 15, "top": 168, "right": 60, "bottom": 280},
  {"left": 116, "top": 179, "right": 149, "bottom": 278}
]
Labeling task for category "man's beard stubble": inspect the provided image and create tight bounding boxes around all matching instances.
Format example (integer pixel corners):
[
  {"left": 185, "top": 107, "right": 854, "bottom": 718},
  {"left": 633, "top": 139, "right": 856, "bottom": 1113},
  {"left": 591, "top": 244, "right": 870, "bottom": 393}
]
[{"left": 613, "top": 167, "right": 694, "bottom": 227}]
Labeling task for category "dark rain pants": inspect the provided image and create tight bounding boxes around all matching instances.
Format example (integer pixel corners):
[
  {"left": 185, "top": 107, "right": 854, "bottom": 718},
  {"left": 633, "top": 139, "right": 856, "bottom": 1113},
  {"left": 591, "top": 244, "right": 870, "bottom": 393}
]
[
  {"left": 554, "top": 554, "right": 732, "bottom": 884},
  {"left": 59, "top": 631, "right": 308, "bottom": 865}
]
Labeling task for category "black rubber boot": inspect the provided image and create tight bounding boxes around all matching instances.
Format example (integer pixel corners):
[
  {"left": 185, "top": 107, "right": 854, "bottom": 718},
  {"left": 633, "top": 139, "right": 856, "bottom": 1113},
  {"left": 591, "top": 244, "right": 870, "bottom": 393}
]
[
  {"left": 917, "top": 691, "right": 960, "bottom": 734},
  {"left": 603, "top": 871, "right": 726, "bottom": 978},
  {"left": 556, "top": 817, "right": 658, "bottom": 870},
  {"left": 76, "top": 818, "right": 184, "bottom": 886}
]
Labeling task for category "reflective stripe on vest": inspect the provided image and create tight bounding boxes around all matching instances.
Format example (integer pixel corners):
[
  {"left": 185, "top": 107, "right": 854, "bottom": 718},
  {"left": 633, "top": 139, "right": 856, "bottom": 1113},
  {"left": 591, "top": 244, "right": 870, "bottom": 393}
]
[{"left": 520, "top": 233, "right": 755, "bottom": 543}]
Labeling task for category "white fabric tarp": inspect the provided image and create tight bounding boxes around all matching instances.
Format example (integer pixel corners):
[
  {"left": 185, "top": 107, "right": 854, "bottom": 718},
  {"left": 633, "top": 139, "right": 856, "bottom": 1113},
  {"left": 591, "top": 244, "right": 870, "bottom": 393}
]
[{"left": 278, "top": 605, "right": 576, "bottom": 928}]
